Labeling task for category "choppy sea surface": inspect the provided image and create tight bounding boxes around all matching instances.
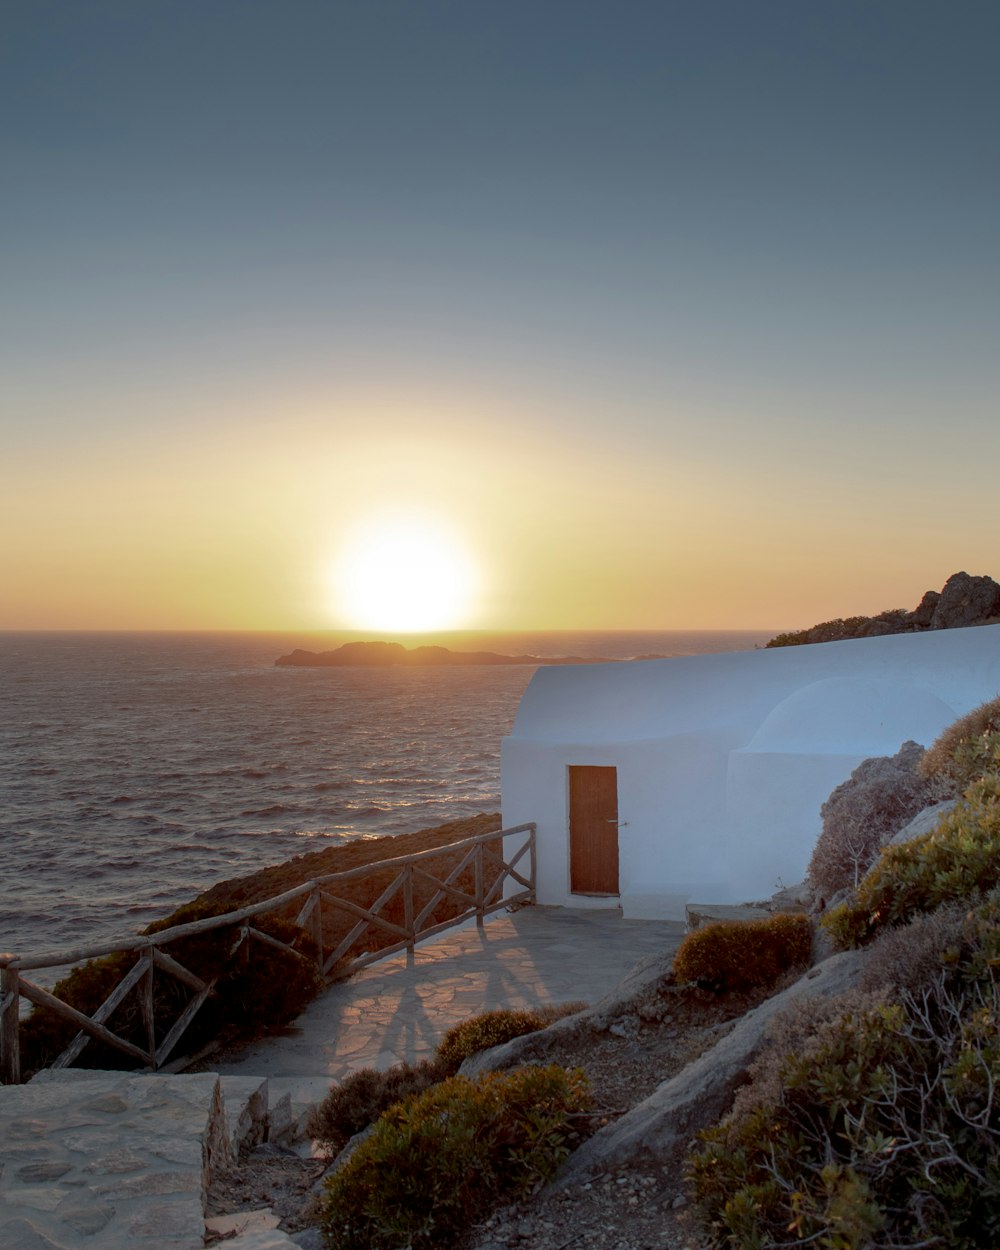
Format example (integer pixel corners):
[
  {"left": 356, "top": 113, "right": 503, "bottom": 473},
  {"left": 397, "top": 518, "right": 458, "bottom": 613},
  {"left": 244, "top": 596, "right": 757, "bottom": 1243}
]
[{"left": 0, "top": 629, "right": 772, "bottom": 957}]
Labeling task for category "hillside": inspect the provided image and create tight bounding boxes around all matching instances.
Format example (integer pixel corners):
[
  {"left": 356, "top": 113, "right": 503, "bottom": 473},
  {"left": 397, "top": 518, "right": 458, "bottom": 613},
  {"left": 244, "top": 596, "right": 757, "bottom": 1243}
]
[{"left": 766, "top": 570, "right": 1000, "bottom": 647}]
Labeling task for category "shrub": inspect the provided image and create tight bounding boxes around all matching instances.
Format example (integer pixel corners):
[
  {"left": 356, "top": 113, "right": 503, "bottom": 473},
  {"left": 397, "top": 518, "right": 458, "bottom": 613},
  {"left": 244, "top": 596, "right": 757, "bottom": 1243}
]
[
  {"left": 808, "top": 741, "right": 947, "bottom": 900},
  {"left": 306, "top": 1058, "right": 449, "bottom": 1153},
  {"left": 19, "top": 905, "right": 320, "bottom": 1075},
  {"left": 308, "top": 1001, "right": 586, "bottom": 1153},
  {"left": 920, "top": 695, "right": 1000, "bottom": 789},
  {"left": 822, "top": 768, "right": 1000, "bottom": 948},
  {"left": 672, "top": 913, "right": 812, "bottom": 993},
  {"left": 319, "top": 1064, "right": 592, "bottom": 1250},
  {"left": 436, "top": 1008, "right": 548, "bottom": 1072},
  {"left": 860, "top": 902, "right": 968, "bottom": 996},
  {"left": 689, "top": 892, "right": 1000, "bottom": 1250}
]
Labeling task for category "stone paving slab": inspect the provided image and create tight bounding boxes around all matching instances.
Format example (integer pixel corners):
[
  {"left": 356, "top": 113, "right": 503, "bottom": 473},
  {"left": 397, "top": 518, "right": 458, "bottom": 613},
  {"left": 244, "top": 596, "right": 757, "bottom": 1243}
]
[{"left": 0, "top": 1071, "right": 227, "bottom": 1250}]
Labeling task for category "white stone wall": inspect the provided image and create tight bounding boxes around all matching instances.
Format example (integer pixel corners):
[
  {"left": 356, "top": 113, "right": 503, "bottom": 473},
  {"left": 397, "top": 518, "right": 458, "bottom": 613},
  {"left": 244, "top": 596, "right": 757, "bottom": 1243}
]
[{"left": 502, "top": 624, "right": 1000, "bottom": 920}]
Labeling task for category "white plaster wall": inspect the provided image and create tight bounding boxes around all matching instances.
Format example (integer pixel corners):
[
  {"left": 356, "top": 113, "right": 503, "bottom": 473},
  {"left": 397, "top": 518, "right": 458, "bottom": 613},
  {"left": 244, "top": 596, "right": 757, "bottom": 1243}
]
[
  {"left": 724, "top": 750, "right": 871, "bottom": 899},
  {"left": 501, "top": 729, "right": 744, "bottom": 921},
  {"left": 502, "top": 624, "right": 1000, "bottom": 918}
]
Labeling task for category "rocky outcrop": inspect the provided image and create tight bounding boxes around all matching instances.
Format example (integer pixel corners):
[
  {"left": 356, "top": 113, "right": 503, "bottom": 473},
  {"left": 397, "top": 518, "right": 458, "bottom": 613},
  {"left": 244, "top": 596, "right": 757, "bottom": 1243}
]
[
  {"left": 766, "top": 571, "right": 1000, "bottom": 647},
  {"left": 555, "top": 949, "right": 866, "bottom": 1181},
  {"left": 928, "top": 571, "right": 1000, "bottom": 629}
]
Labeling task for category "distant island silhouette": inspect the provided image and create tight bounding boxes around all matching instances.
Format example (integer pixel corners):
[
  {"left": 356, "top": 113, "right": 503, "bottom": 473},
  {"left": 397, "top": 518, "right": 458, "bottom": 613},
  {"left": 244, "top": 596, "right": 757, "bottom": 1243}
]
[{"left": 275, "top": 641, "right": 621, "bottom": 667}]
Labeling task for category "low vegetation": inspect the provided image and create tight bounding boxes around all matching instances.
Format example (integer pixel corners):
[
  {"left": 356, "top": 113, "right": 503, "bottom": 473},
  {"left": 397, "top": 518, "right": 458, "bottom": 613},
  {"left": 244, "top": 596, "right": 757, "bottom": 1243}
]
[
  {"left": 319, "top": 1065, "right": 592, "bottom": 1250},
  {"left": 308, "top": 1004, "right": 581, "bottom": 1154},
  {"left": 688, "top": 699, "right": 1000, "bottom": 1249},
  {"left": 918, "top": 695, "right": 1000, "bottom": 788},
  {"left": 437, "top": 1006, "right": 555, "bottom": 1071},
  {"left": 19, "top": 904, "right": 320, "bottom": 1076},
  {"left": 673, "top": 913, "right": 812, "bottom": 993},
  {"left": 766, "top": 609, "right": 910, "bottom": 648},
  {"left": 689, "top": 894, "right": 1000, "bottom": 1249},
  {"left": 822, "top": 763, "right": 1000, "bottom": 950}
]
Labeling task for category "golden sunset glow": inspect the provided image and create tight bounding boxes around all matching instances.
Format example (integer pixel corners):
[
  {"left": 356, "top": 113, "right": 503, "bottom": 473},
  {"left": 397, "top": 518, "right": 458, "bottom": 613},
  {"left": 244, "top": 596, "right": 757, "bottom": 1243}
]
[{"left": 332, "top": 511, "right": 481, "bottom": 632}]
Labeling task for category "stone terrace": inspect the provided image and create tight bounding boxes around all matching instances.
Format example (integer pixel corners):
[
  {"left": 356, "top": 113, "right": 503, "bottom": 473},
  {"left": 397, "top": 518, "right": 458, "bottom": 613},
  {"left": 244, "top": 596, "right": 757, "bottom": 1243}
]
[{"left": 0, "top": 907, "right": 684, "bottom": 1250}]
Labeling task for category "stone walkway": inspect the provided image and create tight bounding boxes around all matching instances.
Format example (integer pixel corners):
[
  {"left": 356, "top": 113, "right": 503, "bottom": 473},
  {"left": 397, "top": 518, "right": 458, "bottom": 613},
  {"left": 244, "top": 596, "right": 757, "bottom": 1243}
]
[
  {"left": 212, "top": 905, "right": 686, "bottom": 1113},
  {"left": 0, "top": 905, "right": 685, "bottom": 1250}
]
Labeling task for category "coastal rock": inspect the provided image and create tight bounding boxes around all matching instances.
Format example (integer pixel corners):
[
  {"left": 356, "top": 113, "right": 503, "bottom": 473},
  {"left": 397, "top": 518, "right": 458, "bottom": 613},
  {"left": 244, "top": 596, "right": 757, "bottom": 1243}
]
[
  {"left": 929, "top": 571, "right": 1000, "bottom": 629},
  {"left": 554, "top": 949, "right": 867, "bottom": 1181},
  {"left": 912, "top": 589, "right": 940, "bottom": 627},
  {"left": 766, "top": 571, "right": 1000, "bottom": 647}
]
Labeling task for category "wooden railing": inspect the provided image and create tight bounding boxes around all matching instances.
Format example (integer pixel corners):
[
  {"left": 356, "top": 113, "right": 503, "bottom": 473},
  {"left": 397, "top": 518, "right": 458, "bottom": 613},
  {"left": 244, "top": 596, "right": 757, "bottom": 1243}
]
[{"left": 0, "top": 823, "right": 536, "bottom": 1085}]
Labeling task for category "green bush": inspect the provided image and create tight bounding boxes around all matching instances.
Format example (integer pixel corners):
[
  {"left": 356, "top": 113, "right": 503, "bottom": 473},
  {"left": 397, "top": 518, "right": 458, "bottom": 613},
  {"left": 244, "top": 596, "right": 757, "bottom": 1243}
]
[
  {"left": 919, "top": 696, "right": 1000, "bottom": 788},
  {"left": 673, "top": 913, "right": 813, "bottom": 993},
  {"left": 436, "top": 1007, "right": 548, "bottom": 1072},
  {"left": 688, "top": 894, "right": 1000, "bottom": 1250},
  {"left": 19, "top": 905, "right": 320, "bottom": 1075},
  {"left": 319, "top": 1064, "right": 592, "bottom": 1250},
  {"left": 307, "top": 1057, "right": 450, "bottom": 1153},
  {"left": 822, "top": 769, "right": 1000, "bottom": 948}
]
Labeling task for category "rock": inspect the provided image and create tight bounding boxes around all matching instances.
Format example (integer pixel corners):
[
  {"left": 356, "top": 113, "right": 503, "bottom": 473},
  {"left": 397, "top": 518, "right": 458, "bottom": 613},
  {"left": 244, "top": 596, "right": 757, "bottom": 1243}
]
[
  {"left": 608, "top": 1016, "right": 640, "bottom": 1040},
  {"left": 929, "top": 571, "right": 1000, "bottom": 629},
  {"left": 555, "top": 949, "right": 866, "bottom": 1182},
  {"left": 459, "top": 947, "right": 678, "bottom": 1078},
  {"left": 769, "top": 881, "right": 813, "bottom": 911},
  {"left": 889, "top": 799, "right": 958, "bottom": 845},
  {"left": 765, "top": 571, "right": 1000, "bottom": 646},
  {"left": 912, "top": 589, "right": 940, "bottom": 627},
  {"left": 290, "top": 1230, "right": 326, "bottom": 1250},
  {"left": 205, "top": 1208, "right": 281, "bottom": 1238}
]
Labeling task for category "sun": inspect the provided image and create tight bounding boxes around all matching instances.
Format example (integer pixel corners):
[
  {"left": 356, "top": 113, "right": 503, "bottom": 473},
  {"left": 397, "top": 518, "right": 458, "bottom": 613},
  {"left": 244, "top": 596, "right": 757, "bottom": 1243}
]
[{"left": 332, "top": 511, "right": 480, "bottom": 632}]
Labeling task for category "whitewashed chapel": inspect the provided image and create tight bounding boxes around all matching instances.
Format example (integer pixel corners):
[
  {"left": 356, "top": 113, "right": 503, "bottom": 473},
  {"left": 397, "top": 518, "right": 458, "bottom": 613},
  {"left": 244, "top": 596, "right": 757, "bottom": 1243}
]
[{"left": 500, "top": 624, "right": 1000, "bottom": 920}]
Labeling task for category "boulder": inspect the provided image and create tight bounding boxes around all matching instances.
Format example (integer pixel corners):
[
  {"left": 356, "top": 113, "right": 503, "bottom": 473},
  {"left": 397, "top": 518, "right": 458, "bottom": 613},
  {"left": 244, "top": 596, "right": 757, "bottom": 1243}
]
[
  {"left": 911, "top": 589, "right": 940, "bottom": 627},
  {"left": 555, "top": 949, "right": 866, "bottom": 1181},
  {"left": 458, "top": 946, "right": 678, "bottom": 1079},
  {"left": 929, "top": 571, "right": 1000, "bottom": 630},
  {"left": 888, "top": 799, "right": 958, "bottom": 846}
]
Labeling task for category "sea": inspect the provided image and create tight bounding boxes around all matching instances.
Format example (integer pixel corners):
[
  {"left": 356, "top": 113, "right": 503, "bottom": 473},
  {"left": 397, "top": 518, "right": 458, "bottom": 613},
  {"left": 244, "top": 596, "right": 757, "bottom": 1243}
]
[{"left": 0, "top": 629, "right": 773, "bottom": 960}]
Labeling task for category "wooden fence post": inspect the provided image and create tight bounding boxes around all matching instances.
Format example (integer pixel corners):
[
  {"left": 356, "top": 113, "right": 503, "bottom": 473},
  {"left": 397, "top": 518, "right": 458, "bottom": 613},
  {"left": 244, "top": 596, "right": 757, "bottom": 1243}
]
[
  {"left": 140, "top": 950, "right": 156, "bottom": 1062},
  {"left": 403, "top": 865, "right": 415, "bottom": 952},
  {"left": 475, "top": 843, "right": 485, "bottom": 927},
  {"left": 1, "top": 963, "right": 22, "bottom": 1085}
]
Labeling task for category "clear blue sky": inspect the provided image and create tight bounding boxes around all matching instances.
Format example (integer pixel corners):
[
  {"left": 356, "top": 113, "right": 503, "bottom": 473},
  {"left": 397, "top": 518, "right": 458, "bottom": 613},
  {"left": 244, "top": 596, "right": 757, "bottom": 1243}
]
[{"left": 2, "top": 2, "right": 998, "bottom": 630}]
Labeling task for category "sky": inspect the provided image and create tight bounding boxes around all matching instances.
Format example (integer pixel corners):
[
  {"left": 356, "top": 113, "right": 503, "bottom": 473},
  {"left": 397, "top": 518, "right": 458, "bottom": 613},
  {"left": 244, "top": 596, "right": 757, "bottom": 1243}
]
[{"left": 2, "top": 1, "right": 998, "bottom": 633}]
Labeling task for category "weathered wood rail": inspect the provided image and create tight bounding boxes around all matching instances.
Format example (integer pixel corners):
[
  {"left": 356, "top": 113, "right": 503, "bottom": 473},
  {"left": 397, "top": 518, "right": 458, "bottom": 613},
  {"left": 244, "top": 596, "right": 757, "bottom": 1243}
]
[{"left": 0, "top": 823, "right": 536, "bottom": 1085}]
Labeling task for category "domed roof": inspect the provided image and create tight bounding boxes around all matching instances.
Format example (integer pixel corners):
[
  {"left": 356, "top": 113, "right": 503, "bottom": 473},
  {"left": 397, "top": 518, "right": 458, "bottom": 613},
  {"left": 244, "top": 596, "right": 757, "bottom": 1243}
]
[{"left": 742, "top": 677, "right": 956, "bottom": 756}]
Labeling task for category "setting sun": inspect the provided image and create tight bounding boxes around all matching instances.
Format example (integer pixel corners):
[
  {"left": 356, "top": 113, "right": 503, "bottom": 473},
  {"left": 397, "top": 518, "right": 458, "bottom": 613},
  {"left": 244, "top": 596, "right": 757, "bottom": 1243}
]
[{"left": 332, "top": 511, "right": 481, "bottom": 631}]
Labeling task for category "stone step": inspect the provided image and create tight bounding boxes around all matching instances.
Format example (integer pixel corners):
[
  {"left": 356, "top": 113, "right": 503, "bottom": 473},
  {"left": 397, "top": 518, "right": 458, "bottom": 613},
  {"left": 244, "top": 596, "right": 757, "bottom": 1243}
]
[
  {"left": 1, "top": 1069, "right": 226, "bottom": 1249},
  {"left": 0, "top": 1068, "right": 326, "bottom": 1249}
]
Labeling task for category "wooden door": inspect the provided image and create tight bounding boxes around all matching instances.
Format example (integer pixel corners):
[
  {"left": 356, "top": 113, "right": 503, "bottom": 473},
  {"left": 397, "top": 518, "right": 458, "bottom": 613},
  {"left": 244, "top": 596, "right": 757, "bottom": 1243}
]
[{"left": 569, "top": 765, "right": 619, "bottom": 895}]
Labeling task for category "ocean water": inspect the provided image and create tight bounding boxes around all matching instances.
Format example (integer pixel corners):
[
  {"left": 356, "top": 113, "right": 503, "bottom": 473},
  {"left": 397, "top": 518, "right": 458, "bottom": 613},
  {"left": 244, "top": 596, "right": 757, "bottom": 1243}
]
[{"left": 0, "top": 629, "right": 772, "bottom": 958}]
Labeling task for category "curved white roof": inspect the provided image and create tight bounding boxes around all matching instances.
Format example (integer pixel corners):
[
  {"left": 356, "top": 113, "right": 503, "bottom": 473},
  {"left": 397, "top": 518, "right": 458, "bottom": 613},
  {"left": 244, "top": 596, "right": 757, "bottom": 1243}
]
[
  {"left": 509, "top": 623, "right": 1000, "bottom": 746},
  {"left": 740, "top": 676, "right": 957, "bottom": 756}
]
